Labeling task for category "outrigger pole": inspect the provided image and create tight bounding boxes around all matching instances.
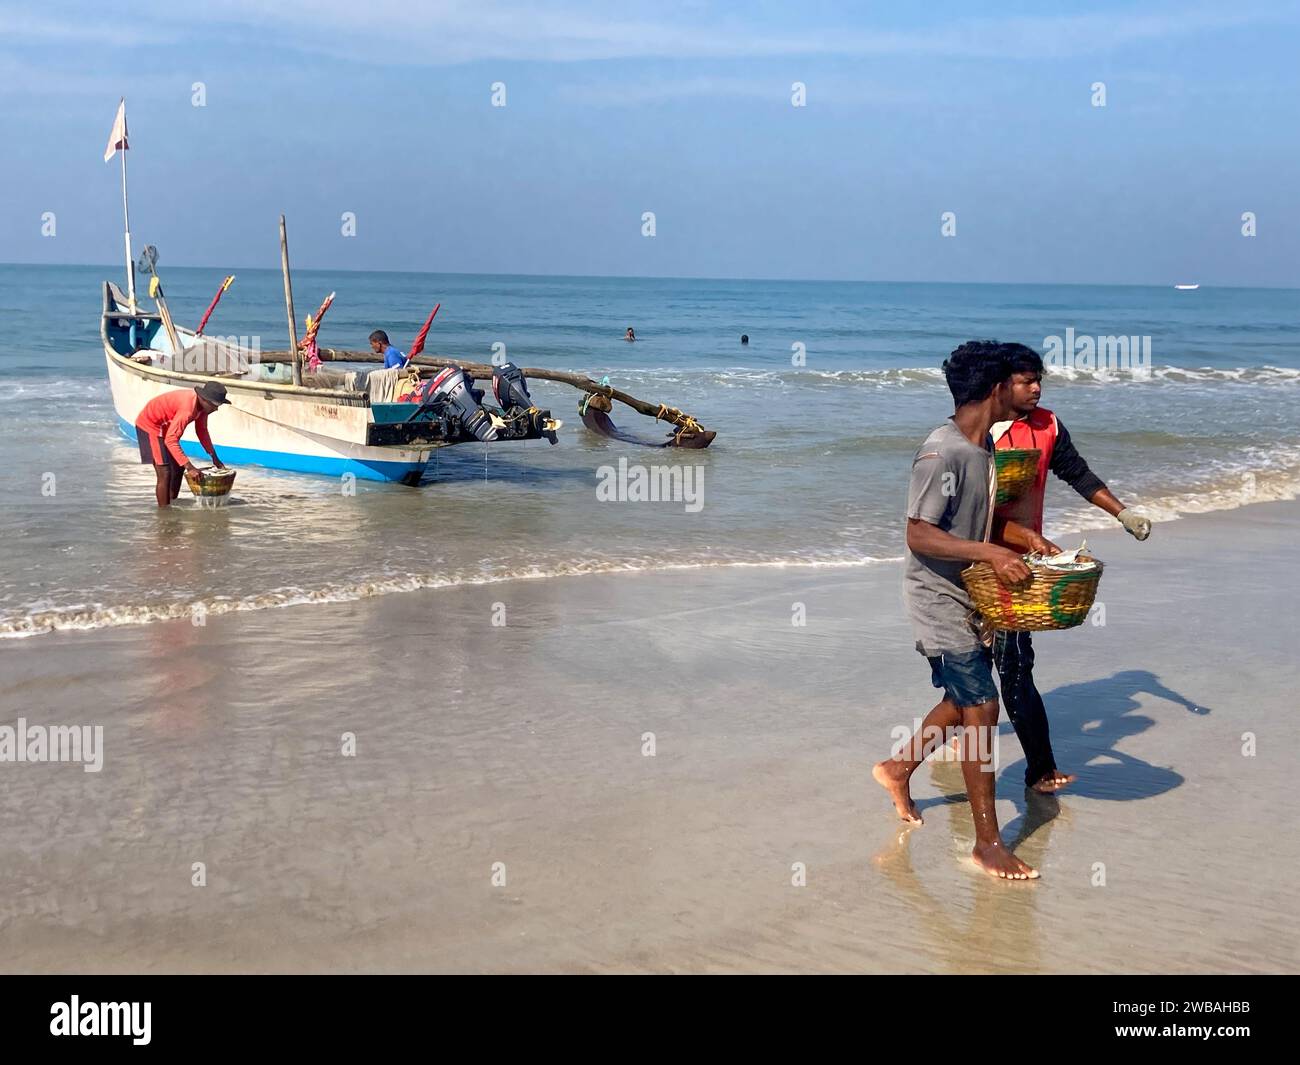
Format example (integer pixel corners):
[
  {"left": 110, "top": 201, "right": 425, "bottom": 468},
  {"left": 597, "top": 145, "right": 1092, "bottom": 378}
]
[{"left": 282, "top": 347, "right": 716, "bottom": 447}]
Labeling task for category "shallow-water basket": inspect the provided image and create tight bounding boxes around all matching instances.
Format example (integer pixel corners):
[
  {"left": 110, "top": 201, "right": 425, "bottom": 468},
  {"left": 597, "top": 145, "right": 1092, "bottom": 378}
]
[
  {"left": 961, "top": 556, "right": 1103, "bottom": 631},
  {"left": 185, "top": 466, "right": 236, "bottom": 506},
  {"left": 994, "top": 448, "right": 1040, "bottom": 505}
]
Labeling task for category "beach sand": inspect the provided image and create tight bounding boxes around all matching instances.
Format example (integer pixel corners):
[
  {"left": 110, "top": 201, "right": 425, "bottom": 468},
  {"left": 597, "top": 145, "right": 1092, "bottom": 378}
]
[{"left": 1, "top": 500, "right": 1297, "bottom": 974}]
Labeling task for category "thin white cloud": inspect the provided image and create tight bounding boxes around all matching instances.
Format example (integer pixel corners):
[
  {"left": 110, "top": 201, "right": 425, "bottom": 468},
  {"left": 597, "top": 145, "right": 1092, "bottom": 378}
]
[
  {"left": 0, "top": 56, "right": 178, "bottom": 99},
  {"left": 250, "top": 4, "right": 1295, "bottom": 64},
  {"left": 554, "top": 75, "right": 933, "bottom": 108},
  {"left": 6, "top": 1, "right": 1292, "bottom": 66},
  {"left": 555, "top": 76, "right": 776, "bottom": 106},
  {"left": 0, "top": 11, "right": 174, "bottom": 47}
]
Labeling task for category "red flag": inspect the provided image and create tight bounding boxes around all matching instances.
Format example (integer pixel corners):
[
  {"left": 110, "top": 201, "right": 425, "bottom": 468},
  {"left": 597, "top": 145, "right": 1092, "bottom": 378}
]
[
  {"left": 104, "top": 98, "right": 128, "bottom": 162},
  {"left": 406, "top": 303, "right": 440, "bottom": 365}
]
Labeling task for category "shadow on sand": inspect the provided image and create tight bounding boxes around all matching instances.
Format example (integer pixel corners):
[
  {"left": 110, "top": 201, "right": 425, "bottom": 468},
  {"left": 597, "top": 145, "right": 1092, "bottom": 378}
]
[
  {"left": 1001, "top": 668, "right": 1210, "bottom": 804},
  {"left": 908, "top": 668, "right": 1210, "bottom": 841}
]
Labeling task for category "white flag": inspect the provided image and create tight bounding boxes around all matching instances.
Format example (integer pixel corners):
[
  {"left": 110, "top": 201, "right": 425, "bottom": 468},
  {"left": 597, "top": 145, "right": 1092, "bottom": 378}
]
[{"left": 104, "top": 98, "right": 128, "bottom": 162}]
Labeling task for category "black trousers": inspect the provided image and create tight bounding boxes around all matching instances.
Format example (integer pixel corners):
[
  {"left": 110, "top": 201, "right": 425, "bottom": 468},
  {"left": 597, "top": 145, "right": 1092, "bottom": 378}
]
[{"left": 992, "top": 630, "right": 1057, "bottom": 787}]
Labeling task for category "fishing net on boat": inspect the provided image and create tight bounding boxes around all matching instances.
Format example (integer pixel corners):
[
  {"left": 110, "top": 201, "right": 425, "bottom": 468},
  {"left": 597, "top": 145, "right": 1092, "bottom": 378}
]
[
  {"left": 168, "top": 337, "right": 254, "bottom": 376},
  {"left": 300, "top": 368, "right": 359, "bottom": 390},
  {"left": 364, "top": 367, "right": 405, "bottom": 402}
]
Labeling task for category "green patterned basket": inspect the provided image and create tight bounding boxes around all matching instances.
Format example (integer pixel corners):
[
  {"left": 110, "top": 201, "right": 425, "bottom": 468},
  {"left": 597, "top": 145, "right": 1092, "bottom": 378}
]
[
  {"left": 994, "top": 448, "right": 1040, "bottom": 505},
  {"left": 962, "top": 556, "right": 1103, "bottom": 631},
  {"left": 185, "top": 466, "right": 236, "bottom": 507}
]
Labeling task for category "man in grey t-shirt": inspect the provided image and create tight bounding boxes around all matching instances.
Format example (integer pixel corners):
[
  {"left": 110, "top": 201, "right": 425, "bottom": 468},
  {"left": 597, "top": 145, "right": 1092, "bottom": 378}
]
[
  {"left": 873, "top": 341, "right": 1050, "bottom": 882},
  {"left": 902, "top": 419, "right": 997, "bottom": 655}
]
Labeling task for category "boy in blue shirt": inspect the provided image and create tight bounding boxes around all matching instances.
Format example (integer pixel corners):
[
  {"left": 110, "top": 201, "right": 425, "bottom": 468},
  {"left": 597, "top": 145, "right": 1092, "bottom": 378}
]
[{"left": 369, "top": 330, "right": 407, "bottom": 368}]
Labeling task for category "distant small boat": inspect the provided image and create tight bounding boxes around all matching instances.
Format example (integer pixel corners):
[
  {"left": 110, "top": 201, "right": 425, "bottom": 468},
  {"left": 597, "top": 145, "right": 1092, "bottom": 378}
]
[{"left": 1174, "top": 283, "right": 1200, "bottom": 290}]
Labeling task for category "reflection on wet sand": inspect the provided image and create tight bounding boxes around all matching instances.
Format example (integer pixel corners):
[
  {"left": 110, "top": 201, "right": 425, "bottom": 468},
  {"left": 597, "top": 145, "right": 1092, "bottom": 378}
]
[
  {"left": 869, "top": 668, "right": 1215, "bottom": 973},
  {"left": 1, "top": 502, "right": 1295, "bottom": 972},
  {"left": 127, "top": 515, "right": 227, "bottom": 737}
]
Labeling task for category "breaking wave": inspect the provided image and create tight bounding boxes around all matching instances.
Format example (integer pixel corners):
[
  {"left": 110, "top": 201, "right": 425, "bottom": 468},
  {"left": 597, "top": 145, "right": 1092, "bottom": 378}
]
[
  {"left": 600, "top": 364, "right": 1300, "bottom": 391},
  {"left": 1049, "top": 448, "right": 1300, "bottom": 536},
  {"left": 0, "top": 553, "right": 902, "bottom": 639}
]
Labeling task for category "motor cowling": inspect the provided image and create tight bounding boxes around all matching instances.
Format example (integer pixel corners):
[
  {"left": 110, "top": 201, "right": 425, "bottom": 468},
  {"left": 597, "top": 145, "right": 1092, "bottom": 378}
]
[
  {"left": 492, "top": 362, "right": 558, "bottom": 444},
  {"left": 427, "top": 366, "right": 497, "bottom": 442},
  {"left": 492, "top": 363, "right": 533, "bottom": 411}
]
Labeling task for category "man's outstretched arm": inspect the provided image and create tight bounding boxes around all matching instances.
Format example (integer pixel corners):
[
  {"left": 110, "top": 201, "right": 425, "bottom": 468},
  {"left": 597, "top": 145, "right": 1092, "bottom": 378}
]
[{"left": 1051, "top": 419, "right": 1151, "bottom": 540}]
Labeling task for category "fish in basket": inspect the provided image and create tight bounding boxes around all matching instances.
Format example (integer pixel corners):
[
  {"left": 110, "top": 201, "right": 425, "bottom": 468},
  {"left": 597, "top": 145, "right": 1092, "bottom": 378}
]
[
  {"left": 993, "top": 447, "right": 1040, "bottom": 505},
  {"left": 184, "top": 466, "right": 237, "bottom": 507},
  {"left": 961, "top": 542, "right": 1102, "bottom": 631}
]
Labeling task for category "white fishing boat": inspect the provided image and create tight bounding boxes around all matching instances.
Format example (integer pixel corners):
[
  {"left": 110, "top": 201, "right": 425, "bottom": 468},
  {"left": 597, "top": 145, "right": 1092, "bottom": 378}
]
[
  {"left": 1174, "top": 283, "right": 1200, "bottom": 290},
  {"left": 102, "top": 281, "right": 440, "bottom": 484},
  {"left": 99, "top": 99, "right": 711, "bottom": 484}
]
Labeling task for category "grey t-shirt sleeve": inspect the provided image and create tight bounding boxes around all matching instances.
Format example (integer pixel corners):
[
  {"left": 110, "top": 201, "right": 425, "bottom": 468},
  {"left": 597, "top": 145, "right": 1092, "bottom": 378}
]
[{"left": 906, "top": 450, "right": 952, "bottom": 525}]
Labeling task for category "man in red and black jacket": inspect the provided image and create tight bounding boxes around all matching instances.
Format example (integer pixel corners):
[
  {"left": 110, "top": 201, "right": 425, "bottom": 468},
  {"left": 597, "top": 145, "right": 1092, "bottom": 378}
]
[{"left": 991, "top": 344, "right": 1152, "bottom": 793}]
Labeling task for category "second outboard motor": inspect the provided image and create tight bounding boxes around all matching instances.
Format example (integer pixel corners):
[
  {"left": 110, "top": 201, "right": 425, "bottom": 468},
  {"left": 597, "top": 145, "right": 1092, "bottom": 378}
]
[
  {"left": 428, "top": 366, "right": 497, "bottom": 441},
  {"left": 494, "top": 362, "right": 560, "bottom": 444},
  {"left": 492, "top": 362, "right": 534, "bottom": 411}
]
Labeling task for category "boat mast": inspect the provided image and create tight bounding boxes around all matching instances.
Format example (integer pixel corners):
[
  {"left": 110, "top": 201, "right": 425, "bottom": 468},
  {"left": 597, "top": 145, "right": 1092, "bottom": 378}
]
[
  {"left": 279, "top": 215, "right": 303, "bottom": 386},
  {"left": 119, "top": 98, "right": 137, "bottom": 314}
]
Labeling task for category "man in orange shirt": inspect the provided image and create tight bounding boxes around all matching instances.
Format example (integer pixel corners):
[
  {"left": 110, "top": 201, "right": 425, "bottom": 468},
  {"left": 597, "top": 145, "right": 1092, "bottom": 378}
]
[{"left": 134, "top": 382, "right": 230, "bottom": 507}]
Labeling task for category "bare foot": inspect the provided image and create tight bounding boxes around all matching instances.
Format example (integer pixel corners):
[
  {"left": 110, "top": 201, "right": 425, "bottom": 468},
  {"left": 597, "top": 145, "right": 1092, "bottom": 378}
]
[
  {"left": 972, "top": 839, "right": 1039, "bottom": 880},
  {"left": 1031, "top": 770, "right": 1077, "bottom": 794},
  {"left": 873, "top": 761, "right": 923, "bottom": 824}
]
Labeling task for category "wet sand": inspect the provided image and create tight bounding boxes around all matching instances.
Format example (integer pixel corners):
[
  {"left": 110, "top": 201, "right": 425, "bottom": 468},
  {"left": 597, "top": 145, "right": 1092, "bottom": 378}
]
[{"left": 1, "top": 501, "right": 1297, "bottom": 973}]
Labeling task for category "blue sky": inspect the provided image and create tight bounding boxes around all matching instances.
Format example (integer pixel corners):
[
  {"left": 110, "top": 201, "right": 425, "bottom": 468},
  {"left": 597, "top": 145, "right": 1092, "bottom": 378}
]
[{"left": 1, "top": 1, "right": 1297, "bottom": 285}]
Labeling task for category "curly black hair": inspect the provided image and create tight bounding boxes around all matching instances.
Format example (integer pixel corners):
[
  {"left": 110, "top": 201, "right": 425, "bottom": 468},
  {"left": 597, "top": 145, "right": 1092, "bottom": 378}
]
[{"left": 942, "top": 340, "right": 1041, "bottom": 406}]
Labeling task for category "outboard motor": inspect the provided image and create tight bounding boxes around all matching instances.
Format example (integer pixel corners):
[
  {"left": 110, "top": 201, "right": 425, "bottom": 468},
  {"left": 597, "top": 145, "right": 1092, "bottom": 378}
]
[
  {"left": 427, "top": 366, "right": 497, "bottom": 442},
  {"left": 492, "top": 362, "right": 534, "bottom": 411},
  {"left": 493, "top": 362, "right": 559, "bottom": 444}
]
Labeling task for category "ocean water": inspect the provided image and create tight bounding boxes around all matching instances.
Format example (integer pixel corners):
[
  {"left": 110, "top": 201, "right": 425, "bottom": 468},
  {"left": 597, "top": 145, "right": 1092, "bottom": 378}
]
[{"left": 0, "top": 264, "right": 1297, "bottom": 637}]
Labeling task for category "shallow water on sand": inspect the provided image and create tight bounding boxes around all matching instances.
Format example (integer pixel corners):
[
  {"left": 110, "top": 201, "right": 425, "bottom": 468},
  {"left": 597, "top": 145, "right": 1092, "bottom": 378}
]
[{"left": 1, "top": 508, "right": 1295, "bottom": 973}]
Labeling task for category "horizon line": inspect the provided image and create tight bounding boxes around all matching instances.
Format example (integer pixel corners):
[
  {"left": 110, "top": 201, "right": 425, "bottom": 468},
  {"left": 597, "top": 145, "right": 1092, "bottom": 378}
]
[{"left": 2, "top": 260, "right": 1295, "bottom": 292}]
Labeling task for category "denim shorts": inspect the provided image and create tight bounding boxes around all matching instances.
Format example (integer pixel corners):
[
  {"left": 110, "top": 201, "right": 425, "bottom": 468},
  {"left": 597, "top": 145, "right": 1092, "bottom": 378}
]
[{"left": 922, "top": 645, "right": 998, "bottom": 708}]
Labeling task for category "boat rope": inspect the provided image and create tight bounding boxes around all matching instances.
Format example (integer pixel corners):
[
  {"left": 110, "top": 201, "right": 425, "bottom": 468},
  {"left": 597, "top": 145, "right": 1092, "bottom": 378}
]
[
  {"left": 222, "top": 401, "right": 334, "bottom": 438},
  {"left": 672, "top": 416, "right": 704, "bottom": 443},
  {"left": 224, "top": 400, "right": 432, "bottom": 452},
  {"left": 652, "top": 403, "right": 703, "bottom": 438}
]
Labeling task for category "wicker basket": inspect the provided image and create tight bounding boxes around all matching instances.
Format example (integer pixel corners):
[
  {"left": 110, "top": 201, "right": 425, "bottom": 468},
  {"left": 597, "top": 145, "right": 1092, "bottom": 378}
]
[
  {"left": 994, "top": 448, "right": 1040, "bottom": 505},
  {"left": 961, "top": 556, "right": 1103, "bottom": 631},
  {"left": 185, "top": 466, "right": 236, "bottom": 506}
]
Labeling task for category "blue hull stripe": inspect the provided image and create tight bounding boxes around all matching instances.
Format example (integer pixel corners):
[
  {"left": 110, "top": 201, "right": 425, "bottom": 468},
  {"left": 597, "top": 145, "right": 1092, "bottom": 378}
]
[{"left": 117, "top": 417, "right": 427, "bottom": 483}]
